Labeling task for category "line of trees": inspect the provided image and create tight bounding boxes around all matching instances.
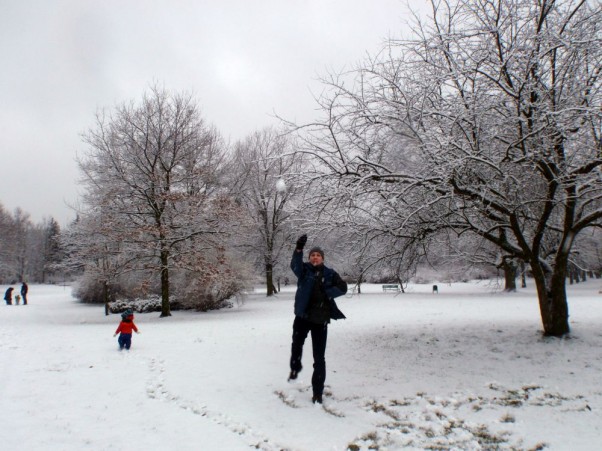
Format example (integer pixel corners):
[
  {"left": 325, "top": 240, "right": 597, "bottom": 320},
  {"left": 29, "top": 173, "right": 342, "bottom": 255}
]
[{"left": 0, "top": 204, "right": 64, "bottom": 284}]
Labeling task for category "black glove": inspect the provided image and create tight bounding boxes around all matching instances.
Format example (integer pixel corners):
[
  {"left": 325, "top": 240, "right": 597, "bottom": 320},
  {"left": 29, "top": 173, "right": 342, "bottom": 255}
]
[{"left": 296, "top": 234, "right": 307, "bottom": 250}]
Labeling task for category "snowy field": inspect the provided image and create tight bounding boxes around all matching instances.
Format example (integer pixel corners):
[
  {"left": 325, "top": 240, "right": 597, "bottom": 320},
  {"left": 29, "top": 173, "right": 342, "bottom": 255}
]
[{"left": 1, "top": 279, "right": 601, "bottom": 450}]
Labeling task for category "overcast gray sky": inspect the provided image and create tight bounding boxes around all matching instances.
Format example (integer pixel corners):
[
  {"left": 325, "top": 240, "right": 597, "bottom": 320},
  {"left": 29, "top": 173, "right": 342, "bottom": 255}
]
[{"left": 0, "top": 0, "right": 427, "bottom": 226}]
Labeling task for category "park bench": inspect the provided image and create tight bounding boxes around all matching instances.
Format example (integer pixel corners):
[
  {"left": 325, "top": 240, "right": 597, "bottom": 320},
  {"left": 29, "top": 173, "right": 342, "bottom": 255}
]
[{"left": 382, "top": 284, "right": 400, "bottom": 292}]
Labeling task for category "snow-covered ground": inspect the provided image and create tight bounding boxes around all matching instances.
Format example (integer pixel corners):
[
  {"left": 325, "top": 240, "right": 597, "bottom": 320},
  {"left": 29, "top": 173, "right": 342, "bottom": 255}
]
[{"left": 1, "top": 279, "right": 601, "bottom": 450}]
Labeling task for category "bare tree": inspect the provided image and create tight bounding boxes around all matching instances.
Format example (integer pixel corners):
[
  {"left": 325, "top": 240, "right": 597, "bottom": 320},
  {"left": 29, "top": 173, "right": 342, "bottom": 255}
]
[
  {"left": 0, "top": 208, "right": 38, "bottom": 283},
  {"left": 78, "top": 85, "right": 230, "bottom": 317},
  {"left": 292, "top": 0, "right": 602, "bottom": 336},
  {"left": 228, "top": 128, "right": 304, "bottom": 296}
]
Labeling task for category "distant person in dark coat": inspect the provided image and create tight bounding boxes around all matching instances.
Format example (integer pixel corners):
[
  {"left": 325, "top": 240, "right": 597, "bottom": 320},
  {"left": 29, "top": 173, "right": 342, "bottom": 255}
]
[
  {"left": 288, "top": 234, "right": 347, "bottom": 404},
  {"left": 4, "top": 287, "right": 14, "bottom": 305},
  {"left": 20, "top": 282, "right": 28, "bottom": 305}
]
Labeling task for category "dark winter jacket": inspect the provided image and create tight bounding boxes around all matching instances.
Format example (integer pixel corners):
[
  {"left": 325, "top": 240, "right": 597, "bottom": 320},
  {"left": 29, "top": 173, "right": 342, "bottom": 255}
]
[
  {"left": 4, "top": 287, "right": 13, "bottom": 301},
  {"left": 290, "top": 249, "right": 347, "bottom": 320}
]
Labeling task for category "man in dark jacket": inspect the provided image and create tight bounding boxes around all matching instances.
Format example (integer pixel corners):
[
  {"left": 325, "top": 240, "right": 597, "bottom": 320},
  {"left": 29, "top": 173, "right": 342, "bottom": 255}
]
[
  {"left": 4, "top": 287, "right": 14, "bottom": 305},
  {"left": 288, "top": 234, "right": 347, "bottom": 404},
  {"left": 20, "top": 282, "right": 28, "bottom": 305}
]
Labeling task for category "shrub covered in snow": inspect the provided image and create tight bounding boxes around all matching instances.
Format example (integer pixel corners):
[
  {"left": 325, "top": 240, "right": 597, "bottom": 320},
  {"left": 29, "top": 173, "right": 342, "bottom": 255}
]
[{"left": 108, "top": 296, "right": 162, "bottom": 314}]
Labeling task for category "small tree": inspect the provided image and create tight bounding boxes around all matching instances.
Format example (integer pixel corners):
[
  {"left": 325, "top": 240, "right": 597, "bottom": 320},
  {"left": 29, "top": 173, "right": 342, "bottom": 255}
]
[
  {"left": 41, "top": 217, "right": 63, "bottom": 282},
  {"left": 62, "top": 212, "right": 133, "bottom": 314}
]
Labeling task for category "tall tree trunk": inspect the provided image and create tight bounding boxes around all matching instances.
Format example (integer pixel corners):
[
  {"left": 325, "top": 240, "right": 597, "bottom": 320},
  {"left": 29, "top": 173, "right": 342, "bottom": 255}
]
[
  {"left": 266, "top": 263, "right": 276, "bottom": 296},
  {"left": 546, "top": 269, "right": 570, "bottom": 336},
  {"left": 520, "top": 261, "right": 527, "bottom": 288},
  {"left": 502, "top": 259, "right": 517, "bottom": 292},
  {"left": 160, "top": 248, "right": 171, "bottom": 317},
  {"left": 104, "top": 281, "right": 110, "bottom": 316},
  {"left": 531, "top": 262, "right": 570, "bottom": 337}
]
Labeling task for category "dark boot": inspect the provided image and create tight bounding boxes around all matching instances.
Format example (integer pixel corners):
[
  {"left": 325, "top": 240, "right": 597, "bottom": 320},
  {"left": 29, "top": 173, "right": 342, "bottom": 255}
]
[{"left": 288, "top": 367, "right": 302, "bottom": 381}]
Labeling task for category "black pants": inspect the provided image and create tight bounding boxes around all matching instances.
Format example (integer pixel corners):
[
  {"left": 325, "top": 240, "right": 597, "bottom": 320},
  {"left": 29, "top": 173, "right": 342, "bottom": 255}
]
[{"left": 290, "top": 316, "right": 328, "bottom": 396}]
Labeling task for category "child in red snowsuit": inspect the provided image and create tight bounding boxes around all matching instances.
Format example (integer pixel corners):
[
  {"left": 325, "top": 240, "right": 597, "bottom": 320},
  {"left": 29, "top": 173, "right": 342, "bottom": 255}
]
[{"left": 114, "top": 311, "right": 140, "bottom": 350}]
